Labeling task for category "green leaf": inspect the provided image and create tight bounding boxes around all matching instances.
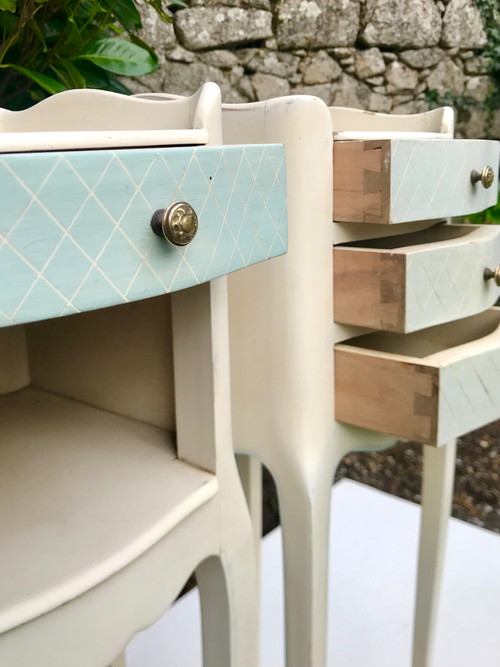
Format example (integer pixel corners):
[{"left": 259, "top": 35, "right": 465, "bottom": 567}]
[
  {"left": 72, "top": 60, "right": 131, "bottom": 94},
  {"left": 61, "top": 16, "right": 83, "bottom": 54},
  {"left": 108, "top": 24, "right": 125, "bottom": 34},
  {"left": 76, "top": 37, "right": 157, "bottom": 76},
  {"left": 102, "top": 0, "right": 142, "bottom": 31},
  {"left": 2, "top": 64, "right": 67, "bottom": 94},
  {"left": 27, "top": 17, "right": 47, "bottom": 51},
  {"left": 51, "top": 58, "right": 86, "bottom": 88},
  {"left": 0, "top": 0, "right": 16, "bottom": 12},
  {"left": 486, "top": 205, "right": 500, "bottom": 224},
  {"left": 44, "top": 19, "right": 65, "bottom": 43},
  {"left": 0, "top": 9, "right": 18, "bottom": 34},
  {"left": 144, "top": 0, "right": 172, "bottom": 22}
]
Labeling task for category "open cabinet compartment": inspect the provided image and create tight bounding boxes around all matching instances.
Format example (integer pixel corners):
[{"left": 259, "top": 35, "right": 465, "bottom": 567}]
[{"left": 0, "top": 297, "right": 217, "bottom": 634}]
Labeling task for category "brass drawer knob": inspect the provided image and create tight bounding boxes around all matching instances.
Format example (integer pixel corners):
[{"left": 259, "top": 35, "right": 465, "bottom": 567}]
[
  {"left": 151, "top": 202, "right": 198, "bottom": 246},
  {"left": 484, "top": 266, "right": 500, "bottom": 286},
  {"left": 471, "top": 166, "right": 495, "bottom": 189}
]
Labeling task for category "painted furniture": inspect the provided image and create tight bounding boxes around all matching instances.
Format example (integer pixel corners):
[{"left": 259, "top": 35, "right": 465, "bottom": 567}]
[
  {"left": 330, "top": 106, "right": 499, "bottom": 667},
  {"left": 0, "top": 83, "right": 287, "bottom": 666},
  {"left": 221, "top": 97, "right": 500, "bottom": 667}
]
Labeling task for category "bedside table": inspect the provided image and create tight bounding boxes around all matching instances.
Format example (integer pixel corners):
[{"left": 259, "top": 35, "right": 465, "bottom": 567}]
[
  {"left": 222, "top": 97, "right": 499, "bottom": 667},
  {"left": 0, "top": 84, "right": 287, "bottom": 667},
  {"left": 330, "top": 106, "right": 500, "bottom": 667}
]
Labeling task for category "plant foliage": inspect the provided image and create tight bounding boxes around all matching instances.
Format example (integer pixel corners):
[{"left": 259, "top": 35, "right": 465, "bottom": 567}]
[
  {"left": 426, "top": 0, "right": 500, "bottom": 138},
  {"left": 0, "top": 0, "right": 185, "bottom": 109},
  {"left": 426, "top": 1, "right": 500, "bottom": 224},
  {"left": 463, "top": 186, "right": 500, "bottom": 224}
]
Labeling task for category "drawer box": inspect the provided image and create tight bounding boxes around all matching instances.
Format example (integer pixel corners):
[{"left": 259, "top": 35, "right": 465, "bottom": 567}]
[
  {"left": 333, "top": 138, "right": 499, "bottom": 224},
  {"left": 0, "top": 143, "right": 287, "bottom": 327},
  {"left": 334, "top": 223, "right": 500, "bottom": 333},
  {"left": 335, "top": 309, "right": 500, "bottom": 446}
]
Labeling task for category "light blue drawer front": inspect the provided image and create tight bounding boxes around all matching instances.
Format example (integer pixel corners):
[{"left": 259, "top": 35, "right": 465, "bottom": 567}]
[{"left": 0, "top": 144, "right": 287, "bottom": 327}]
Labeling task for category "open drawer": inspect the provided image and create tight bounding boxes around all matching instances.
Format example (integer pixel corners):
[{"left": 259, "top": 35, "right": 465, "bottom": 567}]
[
  {"left": 335, "top": 308, "right": 500, "bottom": 446},
  {"left": 0, "top": 143, "right": 287, "bottom": 328},
  {"left": 334, "top": 223, "right": 500, "bottom": 333},
  {"left": 332, "top": 138, "right": 499, "bottom": 224},
  {"left": 0, "top": 88, "right": 287, "bottom": 327}
]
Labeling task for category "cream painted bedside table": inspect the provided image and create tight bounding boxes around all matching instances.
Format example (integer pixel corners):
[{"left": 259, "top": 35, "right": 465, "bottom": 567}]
[
  {"left": 222, "top": 97, "right": 500, "bottom": 667},
  {"left": 0, "top": 83, "right": 287, "bottom": 667}
]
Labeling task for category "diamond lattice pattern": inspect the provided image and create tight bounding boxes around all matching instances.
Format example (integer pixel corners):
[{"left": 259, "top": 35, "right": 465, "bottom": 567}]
[
  {"left": 438, "top": 348, "right": 500, "bottom": 444},
  {"left": 0, "top": 144, "right": 287, "bottom": 327},
  {"left": 391, "top": 139, "right": 499, "bottom": 223},
  {"left": 405, "top": 232, "right": 500, "bottom": 331}
]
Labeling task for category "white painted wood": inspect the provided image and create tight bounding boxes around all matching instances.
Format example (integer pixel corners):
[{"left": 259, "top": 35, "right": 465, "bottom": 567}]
[
  {"left": 171, "top": 278, "right": 259, "bottom": 667},
  {"left": 0, "top": 84, "right": 222, "bottom": 151},
  {"left": 222, "top": 96, "right": 398, "bottom": 667},
  {"left": 0, "top": 387, "right": 217, "bottom": 634},
  {"left": 0, "top": 128, "right": 208, "bottom": 151},
  {"left": 111, "top": 650, "right": 127, "bottom": 667},
  {"left": 330, "top": 105, "right": 453, "bottom": 136},
  {"left": 222, "top": 97, "right": 498, "bottom": 667},
  {"left": 126, "top": 479, "right": 500, "bottom": 667},
  {"left": 0, "top": 325, "right": 29, "bottom": 394},
  {"left": 334, "top": 218, "right": 439, "bottom": 245},
  {"left": 236, "top": 455, "right": 263, "bottom": 565},
  {"left": 413, "top": 440, "right": 457, "bottom": 667},
  {"left": 27, "top": 296, "right": 177, "bottom": 430},
  {"left": 0, "top": 280, "right": 259, "bottom": 667},
  {"left": 0, "top": 84, "right": 258, "bottom": 667}
]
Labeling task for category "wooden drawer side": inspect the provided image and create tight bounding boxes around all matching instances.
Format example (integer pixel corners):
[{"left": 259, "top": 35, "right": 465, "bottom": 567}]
[
  {"left": 335, "top": 347, "right": 439, "bottom": 443},
  {"left": 333, "top": 140, "right": 391, "bottom": 223},
  {"left": 333, "top": 138, "right": 499, "bottom": 225},
  {"left": 334, "top": 223, "right": 500, "bottom": 333},
  {"left": 334, "top": 248, "right": 406, "bottom": 331}
]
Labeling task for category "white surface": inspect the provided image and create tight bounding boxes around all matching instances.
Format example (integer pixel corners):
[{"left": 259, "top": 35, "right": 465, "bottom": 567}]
[
  {"left": 0, "top": 388, "right": 217, "bottom": 633},
  {"left": 0, "top": 84, "right": 221, "bottom": 151},
  {"left": 126, "top": 479, "right": 500, "bottom": 667}
]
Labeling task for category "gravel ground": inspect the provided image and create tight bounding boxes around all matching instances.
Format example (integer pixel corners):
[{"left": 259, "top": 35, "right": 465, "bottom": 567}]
[
  {"left": 262, "top": 419, "right": 500, "bottom": 535},
  {"left": 180, "top": 421, "right": 500, "bottom": 595}
]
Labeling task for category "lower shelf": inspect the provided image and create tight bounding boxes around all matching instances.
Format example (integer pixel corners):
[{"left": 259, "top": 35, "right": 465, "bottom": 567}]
[{"left": 0, "top": 388, "right": 217, "bottom": 634}]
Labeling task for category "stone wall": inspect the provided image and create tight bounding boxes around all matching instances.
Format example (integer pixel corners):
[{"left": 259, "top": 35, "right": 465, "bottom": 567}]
[{"left": 128, "top": 0, "right": 498, "bottom": 138}]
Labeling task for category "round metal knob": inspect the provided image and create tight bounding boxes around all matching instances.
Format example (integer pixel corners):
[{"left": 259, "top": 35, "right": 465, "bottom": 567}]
[
  {"left": 151, "top": 202, "right": 198, "bottom": 246},
  {"left": 470, "top": 166, "right": 495, "bottom": 189},
  {"left": 484, "top": 266, "right": 500, "bottom": 286}
]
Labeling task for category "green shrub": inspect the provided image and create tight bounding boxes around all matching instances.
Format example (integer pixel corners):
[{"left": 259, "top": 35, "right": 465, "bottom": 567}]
[
  {"left": 426, "top": 0, "right": 500, "bottom": 138},
  {"left": 463, "top": 188, "right": 500, "bottom": 224},
  {"left": 0, "top": 0, "right": 184, "bottom": 109}
]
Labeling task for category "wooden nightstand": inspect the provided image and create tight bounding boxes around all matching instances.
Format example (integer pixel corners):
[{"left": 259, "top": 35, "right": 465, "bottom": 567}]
[
  {"left": 0, "top": 84, "right": 287, "bottom": 667},
  {"left": 222, "top": 97, "right": 499, "bottom": 667}
]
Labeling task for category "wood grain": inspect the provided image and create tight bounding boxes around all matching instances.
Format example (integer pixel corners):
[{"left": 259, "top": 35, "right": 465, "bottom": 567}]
[
  {"left": 334, "top": 347, "right": 439, "bottom": 444},
  {"left": 332, "top": 140, "right": 391, "bottom": 223},
  {"left": 333, "top": 248, "right": 405, "bottom": 331}
]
